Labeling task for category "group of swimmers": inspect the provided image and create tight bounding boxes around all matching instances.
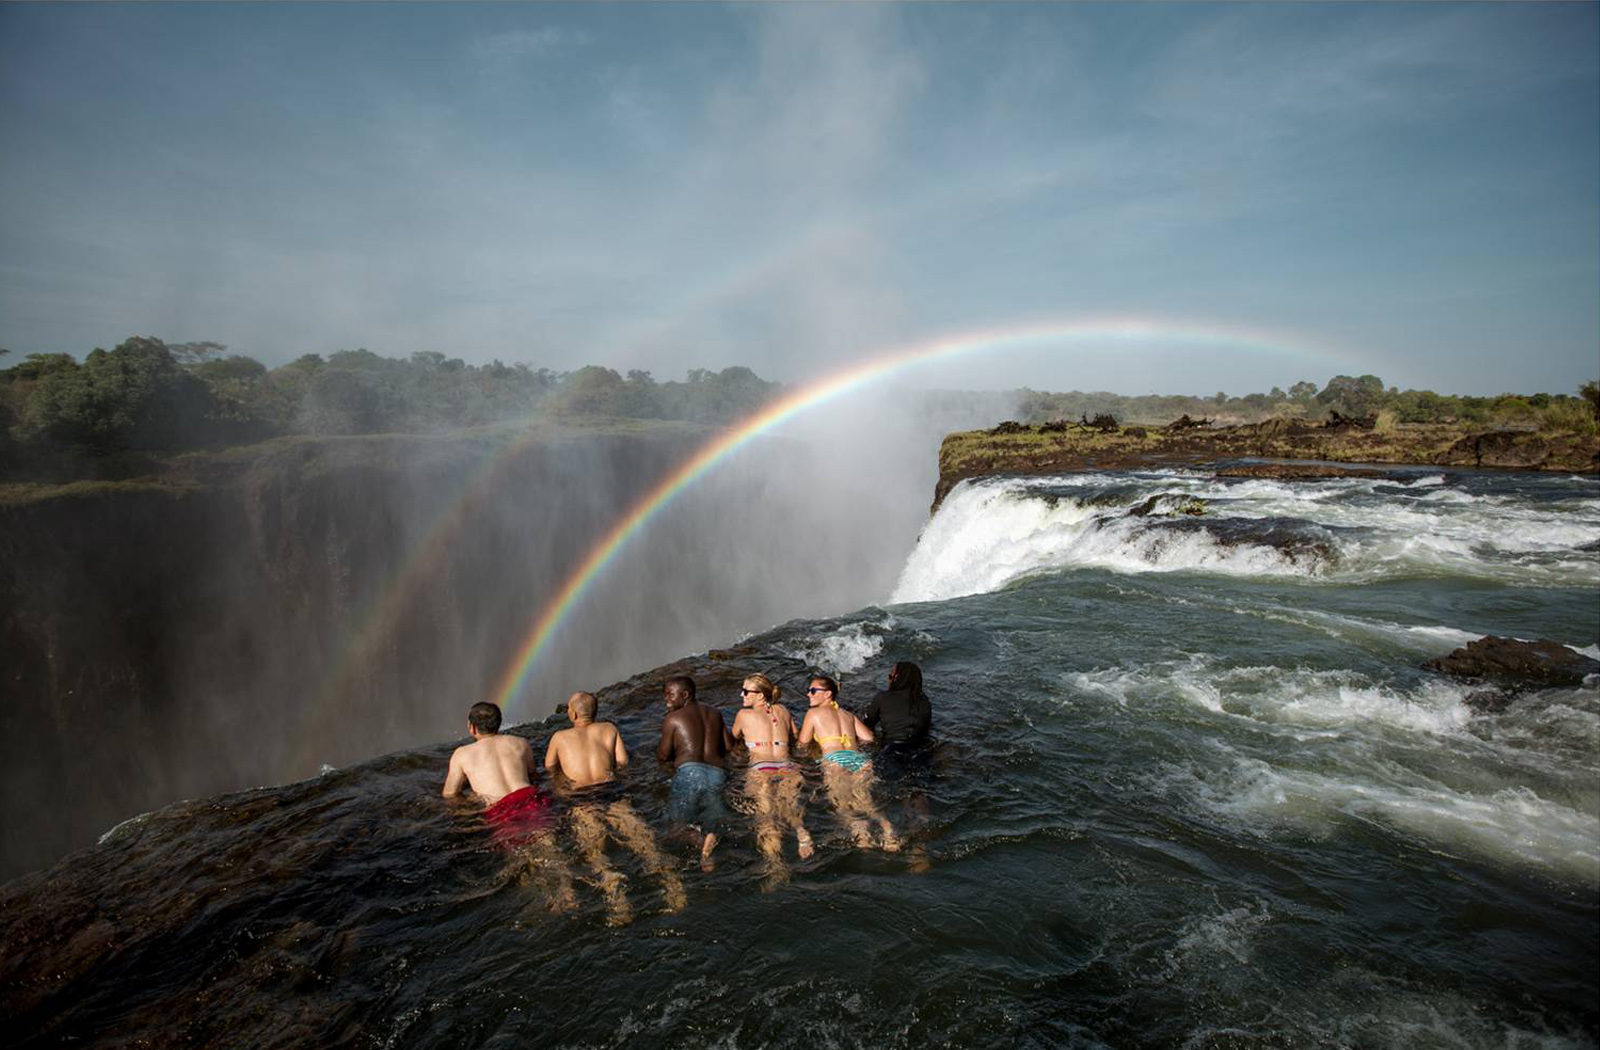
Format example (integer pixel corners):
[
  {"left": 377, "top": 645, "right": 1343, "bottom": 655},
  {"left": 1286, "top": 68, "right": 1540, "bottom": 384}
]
[{"left": 442, "top": 662, "right": 933, "bottom": 919}]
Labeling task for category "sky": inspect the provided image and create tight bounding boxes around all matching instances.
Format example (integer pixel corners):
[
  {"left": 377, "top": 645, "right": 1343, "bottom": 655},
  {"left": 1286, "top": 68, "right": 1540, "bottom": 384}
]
[{"left": 0, "top": 2, "right": 1595, "bottom": 397}]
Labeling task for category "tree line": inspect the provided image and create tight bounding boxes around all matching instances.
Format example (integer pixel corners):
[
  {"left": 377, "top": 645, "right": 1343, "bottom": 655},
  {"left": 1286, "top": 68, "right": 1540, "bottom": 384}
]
[
  {"left": 1, "top": 341, "right": 1595, "bottom": 462},
  {"left": 1014, "top": 373, "right": 1600, "bottom": 432},
  {"left": 0, "top": 338, "right": 783, "bottom": 457}
]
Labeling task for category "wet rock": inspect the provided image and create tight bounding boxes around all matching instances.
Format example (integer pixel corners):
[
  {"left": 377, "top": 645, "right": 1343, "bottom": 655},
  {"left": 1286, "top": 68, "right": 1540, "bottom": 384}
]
[
  {"left": 1132, "top": 496, "right": 1203, "bottom": 521},
  {"left": 1424, "top": 636, "right": 1599, "bottom": 690},
  {"left": 1153, "top": 516, "right": 1339, "bottom": 570},
  {"left": 1215, "top": 464, "right": 1388, "bottom": 481},
  {"left": 1461, "top": 688, "right": 1514, "bottom": 715},
  {"left": 1440, "top": 431, "right": 1551, "bottom": 470},
  {"left": 1128, "top": 494, "right": 1206, "bottom": 517}
]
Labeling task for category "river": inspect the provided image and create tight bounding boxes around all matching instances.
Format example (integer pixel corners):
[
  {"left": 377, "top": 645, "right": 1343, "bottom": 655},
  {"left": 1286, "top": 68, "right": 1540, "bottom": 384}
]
[{"left": 3, "top": 466, "right": 1595, "bottom": 1048}]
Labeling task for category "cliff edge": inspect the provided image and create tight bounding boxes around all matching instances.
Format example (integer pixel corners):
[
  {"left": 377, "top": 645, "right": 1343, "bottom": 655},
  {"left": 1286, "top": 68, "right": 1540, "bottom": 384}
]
[{"left": 932, "top": 417, "right": 1600, "bottom": 512}]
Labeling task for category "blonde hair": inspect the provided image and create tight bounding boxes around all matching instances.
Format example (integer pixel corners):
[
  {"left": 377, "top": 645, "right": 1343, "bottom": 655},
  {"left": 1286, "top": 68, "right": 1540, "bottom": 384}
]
[{"left": 742, "top": 673, "right": 781, "bottom": 702}]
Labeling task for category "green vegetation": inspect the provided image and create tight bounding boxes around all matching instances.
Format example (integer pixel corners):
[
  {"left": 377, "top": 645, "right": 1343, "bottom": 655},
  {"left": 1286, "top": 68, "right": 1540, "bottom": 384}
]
[
  {"left": 3, "top": 340, "right": 1594, "bottom": 481},
  {"left": 0, "top": 338, "right": 784, "bottom": 472},
  {"left": 934, "top": 414, "right": 1599, "bottom": 509},
  {"left": 0, "top": 477, "right": 201, "bottom": 506},
  {"left": 1015, "top": 373, "right": 1599, "bottom": 435}
]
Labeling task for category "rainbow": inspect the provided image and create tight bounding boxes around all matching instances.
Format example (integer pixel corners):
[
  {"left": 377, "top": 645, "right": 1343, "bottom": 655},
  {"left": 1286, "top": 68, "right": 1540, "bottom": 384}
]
[{"left": 488, "top": 315, "right": 1360, "bottom": 713}]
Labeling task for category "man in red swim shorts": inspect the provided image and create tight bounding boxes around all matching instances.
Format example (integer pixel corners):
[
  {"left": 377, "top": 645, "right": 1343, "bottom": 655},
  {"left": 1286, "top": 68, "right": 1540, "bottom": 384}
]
[{"left": 443, "top": 701, "right": 550, "bottom": 846}]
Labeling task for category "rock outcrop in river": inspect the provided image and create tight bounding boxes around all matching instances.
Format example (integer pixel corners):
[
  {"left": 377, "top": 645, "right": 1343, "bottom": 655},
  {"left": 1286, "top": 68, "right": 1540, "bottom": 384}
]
[{"left": 931, "top": 417, "right": 1599, "bottom": 511}]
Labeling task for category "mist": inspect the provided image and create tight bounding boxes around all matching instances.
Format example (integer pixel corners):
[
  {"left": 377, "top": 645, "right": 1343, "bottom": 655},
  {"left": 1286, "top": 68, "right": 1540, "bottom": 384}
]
[{"left": 0, "top": 387, "right": 1012, "bottom": 880}]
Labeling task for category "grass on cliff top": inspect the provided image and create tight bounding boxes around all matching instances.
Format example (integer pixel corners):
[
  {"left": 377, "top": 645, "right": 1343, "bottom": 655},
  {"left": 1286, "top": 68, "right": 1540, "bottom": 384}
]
[
  {"left": 0, "top": 477, "right": 202, "bottom": 507},
  {"left": 939, "top": 426, "right": 1158, "bottom": 470},
  {"left": 936, "top": 419, "right": 1595, "bottom": 475}
]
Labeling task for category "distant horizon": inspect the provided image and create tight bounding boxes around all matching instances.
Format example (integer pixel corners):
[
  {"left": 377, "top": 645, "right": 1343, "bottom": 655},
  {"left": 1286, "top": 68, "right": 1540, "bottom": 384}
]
[{"left": 3, "top": 335, "right": 1591, "bottom": 403}]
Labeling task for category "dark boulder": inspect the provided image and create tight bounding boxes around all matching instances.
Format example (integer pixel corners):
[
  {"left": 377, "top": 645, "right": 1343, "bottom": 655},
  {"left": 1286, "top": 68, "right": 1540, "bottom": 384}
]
[
  {"left": 1424, "top": 636, "right": 1599, "bottom": 691},
  {"left": 1215, "top": 463, "right": 1388, "bottom": 481},
  {"left": 1439, "top": 430, "right": 1554, "bottom": 470},
  {"left": 1324, "top": 410, "right": 1377, "bottom": 431},
  {"left": 1128, "top": 493, "right": 1206, "bottom": 517}
]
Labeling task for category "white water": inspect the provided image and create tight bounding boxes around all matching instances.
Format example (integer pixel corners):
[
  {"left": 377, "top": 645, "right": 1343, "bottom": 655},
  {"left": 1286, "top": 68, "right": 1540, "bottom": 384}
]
[
  {"left": 892, "top": 473, "right": 1600, "bottom": 603},
  {"left": 778, "top": 614, "right": 894, "bottom": 676}
]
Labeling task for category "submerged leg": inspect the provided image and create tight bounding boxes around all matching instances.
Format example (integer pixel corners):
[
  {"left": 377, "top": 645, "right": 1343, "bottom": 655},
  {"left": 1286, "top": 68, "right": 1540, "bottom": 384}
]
[
  {"left": 604, "top": 799, "right": 686, "bottom": 913},
  {"left": 747, "top": 776, "right": 789, "bottom": 888},
  {"left": 700, "top": 831, "right": 719, "bottom": 873},
  {"left": 572, "top": 804, "right": 631, "bottom": 926},
  {"left": 823, "top": 765, "right": 874, "bottom": 848},
  {"left": 774, "top": 771, "right": 813, "bottom": 859},
  {"left": 851, "top": 769, "right": 899, "bottom": 852},
  {"left": 519, "top": 833, "right": 578, "bottom": 914}
]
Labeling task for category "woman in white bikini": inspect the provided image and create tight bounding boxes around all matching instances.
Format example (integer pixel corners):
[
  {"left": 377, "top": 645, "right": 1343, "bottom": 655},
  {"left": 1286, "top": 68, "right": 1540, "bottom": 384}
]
[{"left": 731, "top": 673, "right": 814, "bottom": 870}]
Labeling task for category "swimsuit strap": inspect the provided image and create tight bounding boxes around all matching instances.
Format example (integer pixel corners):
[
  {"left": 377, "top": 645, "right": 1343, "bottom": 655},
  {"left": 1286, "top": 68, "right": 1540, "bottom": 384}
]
[{"left": 755, "top": 700, "right": 788, "bottom": 749}]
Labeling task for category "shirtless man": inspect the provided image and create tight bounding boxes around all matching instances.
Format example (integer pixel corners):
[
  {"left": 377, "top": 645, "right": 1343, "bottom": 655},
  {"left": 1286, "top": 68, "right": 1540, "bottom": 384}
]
[
  {"left": 731, "top": 673, "right": 814, "bottom": 879},
  {"left": 443, "top": 702, "right": 575, "bottom": 908},
  {"left": 443, "top": 701, "right": 539, "bottom": 807},
  {"left": 656, "top": 675, "right": 733, "bottom": 870},
  {"left": 544, "top": 691, "right": 628, "bottom": 789},
  {"left": 544, "top": 691, "right": 683, "bottom": 922}
]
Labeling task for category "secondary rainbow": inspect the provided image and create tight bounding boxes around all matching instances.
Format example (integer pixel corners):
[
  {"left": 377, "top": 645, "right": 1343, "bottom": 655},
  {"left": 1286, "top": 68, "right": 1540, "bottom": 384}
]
[{"left": 490, "top": 316, "right": 1358, "bottom": 712}]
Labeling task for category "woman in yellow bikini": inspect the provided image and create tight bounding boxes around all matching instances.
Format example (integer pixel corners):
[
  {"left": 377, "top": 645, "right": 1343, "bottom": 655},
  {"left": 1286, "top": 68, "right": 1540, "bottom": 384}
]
[
  {"left": 730, "top": 674, "right": 814, "bottom": 872},
  {"left": 797, "top": 674, "right": 899, "bottom": 851}
]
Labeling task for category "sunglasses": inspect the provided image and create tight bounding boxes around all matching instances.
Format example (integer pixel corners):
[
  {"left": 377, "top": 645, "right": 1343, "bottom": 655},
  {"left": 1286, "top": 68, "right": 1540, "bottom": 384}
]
[
  {"left": 740, "top": 688, "right": 763, "bottom": 696},
  {"left": 806, "top": 687, "right": 832, "bottom": 694}
]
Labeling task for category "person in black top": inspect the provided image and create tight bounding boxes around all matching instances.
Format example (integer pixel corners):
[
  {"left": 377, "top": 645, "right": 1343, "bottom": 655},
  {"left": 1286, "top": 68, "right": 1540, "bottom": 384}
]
[{"left": 862, "top": 661, "right": 932, "bottom": 746}]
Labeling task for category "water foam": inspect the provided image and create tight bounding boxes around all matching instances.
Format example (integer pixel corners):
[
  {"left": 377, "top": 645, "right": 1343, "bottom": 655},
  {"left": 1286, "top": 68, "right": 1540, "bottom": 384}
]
[
  {"left": 891, "top": 479, "right": 1331, "bottom": 603},
  {"left": 1216, "top": 761, "right": 1600, "bottom": 883},
  {"left": 779, "top": 615, "right": 892, "bottom": 675},
  {"left": 891, "top": 472, "right": 1600, "bottom": 602},
  {"left": 1064, "top": 658, "right": 1478, "bottom": 738}
]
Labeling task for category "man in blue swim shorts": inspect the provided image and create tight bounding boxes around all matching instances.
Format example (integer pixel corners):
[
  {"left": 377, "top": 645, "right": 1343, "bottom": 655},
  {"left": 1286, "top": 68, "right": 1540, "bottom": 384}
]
[{"left": 656, "top": 674, "right": 734, "bottom": 871}]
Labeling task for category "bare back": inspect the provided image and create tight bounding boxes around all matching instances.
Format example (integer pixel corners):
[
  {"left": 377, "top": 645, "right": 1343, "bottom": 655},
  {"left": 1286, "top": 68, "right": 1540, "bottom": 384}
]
[
  {"left": 800, "top": 704, "right": 874, "bottom": 753},
  {"left": 443, "top": 732, "right": 537, "bottom": 805},
  {"left": 733, "top": 702, "right": 797, "bottom": 763},
  {"left": 545, "top": 721, "right": 628, "bottom": 789},
  {"left": 658, "top": 700, "right": 732, "bottom": 769}
]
